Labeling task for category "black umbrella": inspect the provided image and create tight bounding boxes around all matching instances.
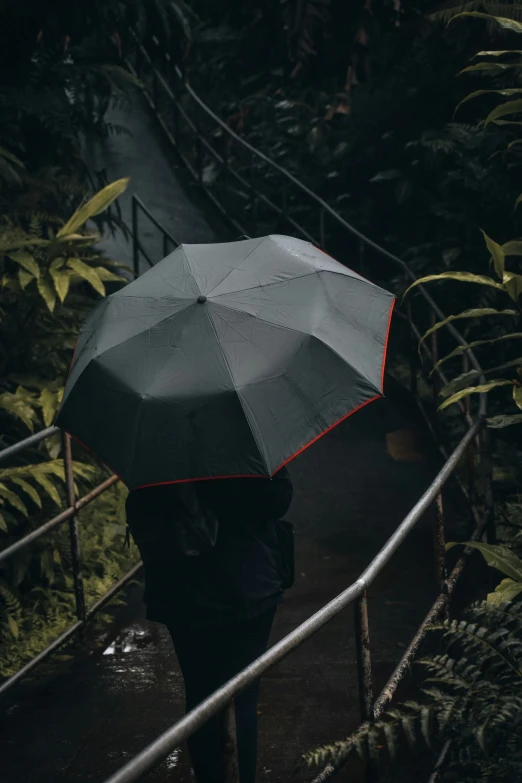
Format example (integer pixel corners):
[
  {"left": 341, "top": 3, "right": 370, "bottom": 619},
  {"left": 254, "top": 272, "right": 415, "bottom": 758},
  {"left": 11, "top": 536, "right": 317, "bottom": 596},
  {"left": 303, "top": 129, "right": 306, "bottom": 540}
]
[{"left": 56, "top": 235, "right": 395, "bottom": 489}]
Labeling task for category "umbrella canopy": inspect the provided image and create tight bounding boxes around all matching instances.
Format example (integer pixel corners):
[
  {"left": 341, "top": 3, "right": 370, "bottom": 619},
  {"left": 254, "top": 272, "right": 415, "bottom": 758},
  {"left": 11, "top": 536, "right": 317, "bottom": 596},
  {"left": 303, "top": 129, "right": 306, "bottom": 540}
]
[{"left": 56, "top": 235, "right": 395, "bottom": 489}]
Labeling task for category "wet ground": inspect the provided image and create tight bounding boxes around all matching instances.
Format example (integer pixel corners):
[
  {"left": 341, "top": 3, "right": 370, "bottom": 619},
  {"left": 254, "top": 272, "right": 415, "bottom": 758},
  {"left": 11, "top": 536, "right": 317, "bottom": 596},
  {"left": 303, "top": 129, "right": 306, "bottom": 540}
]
[
  {"left": 1, "top": 92, "right": 470, "bottom": 783},
  {"left": 1, "top": 391, "right": 466, "bottom": 783},
  {"left": 81, "top": 88, "right": 232, "bottom": 273}
]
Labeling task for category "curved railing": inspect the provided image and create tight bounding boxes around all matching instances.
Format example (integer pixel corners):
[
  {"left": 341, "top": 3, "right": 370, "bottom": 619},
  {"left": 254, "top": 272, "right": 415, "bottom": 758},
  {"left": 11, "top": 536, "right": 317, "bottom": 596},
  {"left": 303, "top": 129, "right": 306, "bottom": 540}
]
[
  {"left": 94, "top": 33, "right": 495, "bottom": 783},
  {"left": 0, "top": 30, "right": 495, "bottom": 783}
]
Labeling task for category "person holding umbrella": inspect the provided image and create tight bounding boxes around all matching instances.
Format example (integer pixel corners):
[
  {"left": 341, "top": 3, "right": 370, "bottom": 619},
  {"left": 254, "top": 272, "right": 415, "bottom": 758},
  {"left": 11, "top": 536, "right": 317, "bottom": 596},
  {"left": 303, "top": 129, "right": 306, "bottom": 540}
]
[
  {"left": 124, "top": 469, "right": 294, "bottom": 783},
  {"left": 56, "top": 234, "right": 395, "bottom": 783}
]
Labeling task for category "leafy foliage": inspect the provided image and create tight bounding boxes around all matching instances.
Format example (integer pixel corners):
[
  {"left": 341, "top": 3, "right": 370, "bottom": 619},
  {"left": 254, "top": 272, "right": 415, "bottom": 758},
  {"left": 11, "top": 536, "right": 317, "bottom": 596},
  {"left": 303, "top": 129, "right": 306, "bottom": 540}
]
[
  {"left": 304, "top": 597, "right": 522, "bottom": 781},
  {"left": 0, "top": 0, "right": 195, "bottom": 676},
  {"left": 0, "top": 177, "right": 133, "bottom": 670},
  {"left": 0, "top": 479, "right": 136, "bottom": 676}
]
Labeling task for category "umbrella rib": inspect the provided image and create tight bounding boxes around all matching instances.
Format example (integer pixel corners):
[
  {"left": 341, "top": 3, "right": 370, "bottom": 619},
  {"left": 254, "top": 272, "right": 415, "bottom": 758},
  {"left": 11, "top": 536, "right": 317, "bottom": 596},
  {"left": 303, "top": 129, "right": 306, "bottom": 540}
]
[
  {"left": 204, "top": 306, "right": 271, "bottom": 475},
  {"left": 210, "top": 270, "right": 318, "bottom": 300},
  {"left": 65, "top": 302, "right": 197, "bottom": 410},
  {"left": 177, "top": 246, "right": 202, "bottom": 296},
  {"left": 208, "top": 265, "right": 381, "bottom": 301},
  {"left": 203, "top": 237, "right": 266, "bottom": 297},
  {"left": 211, "top": 301, "right": 383, "bottom": 396}
]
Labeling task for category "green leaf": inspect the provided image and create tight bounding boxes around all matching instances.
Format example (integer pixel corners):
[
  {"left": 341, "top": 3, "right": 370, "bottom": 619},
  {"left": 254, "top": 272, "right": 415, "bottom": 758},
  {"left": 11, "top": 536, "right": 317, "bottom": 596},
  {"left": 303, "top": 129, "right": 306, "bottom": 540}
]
[
  {"left": 450, "top": 12, "right": 522, "bottom": 35},
  {"left": 39, "top": 388, "right": 57, "bottom": 427},
  {"left": 485, "top": 99, "right": 522, "bottom": 127},
  {"left": 7, "top": 615, "right": 19, "bottom": 639},
  {"left": 8, "top": 251, "right": 40, "bottom": 278},
  {"left": 66, "top": 259, "right": 105, "bottom": 296},
  {"left": 474, "top": 50, "right": 522, "bottom": 57},
  {"left": 93, "top": 266, "right": 127, "bottom": 283},
  {"left": 31, "top": 473, "right": 62, "bottom": 507},
  {"left": 0, "top": 145, "right": 24, "bottom": 167},
  {"left": 441, "top": 359, "right": 522, "bottom": 398},
  {"left": 438, "top": 379, "right": 513, "bottom": 411},
  {"left": 0, "top": 483, "right": 28, "bottom": 516},
  {"left": 502, "top": 240, "right": 522, "bottom": 255},
  {"left": 0, "top": 512, "right": 8, "bottom": 532},
  {"left": 18, "top": 268, "right": 34, "bottom": 290},
  {"left": 487, "top": 578, "right": 522, "bottom": 607},
  {"left": 403, "top": 271, "right": 504, "bottom": 300},
  {"left": 456, "top": 88, "right": 522, "bottom": 115},
  {"left": 460, "top": 62, "right": 522, "bottom": 75},
  {"left": 514, "top": 386, "right": 522, "bottom": 410},
  {"left": 9, "top": 478, "right": 42, "bottom": 508},
  {"left": 487, "top": 413, "right": 522, "bottom": 428},
  {"left": 37, "top": 276, "right": 56, "bottom": 312},
  {"left": 0, "top": 391, "right": 37, "bottom": 431},
  {"left": 503, "top": 272, "right": 522, "bottom": 300},
  {"left": 49, "top": 268, "right": 71, "bottom": 303},
  {"left": 0, "top": 238, "right": 48, "bottom": 253},
  {"left": 439, "top": 370, "right": 479, "bottom": 399},
  {"left": 446, "top": 541, "right": 522, "bottom": 581},
  {"left": 481, "top": 230, "right": 505, "bottom": 278},
  {"left": 432, "top": 334, "right": 522, "bottom": 373},
  {"left": 57, "top": 178, "right": 129, "bottom": 238},
  {"left": 420, "top": 309, "right": 519, "bottom": 351}
]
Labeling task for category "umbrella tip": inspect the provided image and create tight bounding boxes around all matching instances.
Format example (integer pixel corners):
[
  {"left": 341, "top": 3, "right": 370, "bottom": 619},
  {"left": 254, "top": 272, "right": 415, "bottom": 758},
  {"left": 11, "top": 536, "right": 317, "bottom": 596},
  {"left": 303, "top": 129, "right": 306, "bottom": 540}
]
[{"left": 197, "top": 295, "right": 207, "bottom": 304}]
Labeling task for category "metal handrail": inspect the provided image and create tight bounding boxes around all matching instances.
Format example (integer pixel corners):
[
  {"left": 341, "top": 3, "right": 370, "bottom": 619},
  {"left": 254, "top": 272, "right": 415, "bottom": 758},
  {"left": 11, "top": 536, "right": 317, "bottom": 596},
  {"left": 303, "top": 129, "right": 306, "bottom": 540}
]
[
  {"left": 0, "top": 35, "right": 495, "bottom": 783},
  {"left": 0, "top": 425, "right": 141, "bottom": 698},
  {"left": 129, "top": 32, "right": 487, "bottom": 409},
  {"left": 93, "top": 35, "right": 495, "bottom": 783},
  {"left": 130, "top": 194, "right": 179, "bottom": 277},
  {"left": 102, "top": 420, "right": 483, "bottom": 783},
  {"left": 0, "top": 194, "right": 180, "bottom": 696}
]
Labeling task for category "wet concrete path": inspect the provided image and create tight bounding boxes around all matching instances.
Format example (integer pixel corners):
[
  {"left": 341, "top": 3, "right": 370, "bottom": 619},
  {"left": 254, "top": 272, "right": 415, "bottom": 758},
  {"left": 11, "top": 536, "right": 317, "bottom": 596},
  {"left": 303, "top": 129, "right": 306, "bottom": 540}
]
[
  {"left": 1, "top": 391, "right": 461, "bottom": 783},
  {"left": 81, "top": 88, "right": 231, "bottom": 273},
  {"left": 1, "top": 92, "right": 465, "bottom": 783}
]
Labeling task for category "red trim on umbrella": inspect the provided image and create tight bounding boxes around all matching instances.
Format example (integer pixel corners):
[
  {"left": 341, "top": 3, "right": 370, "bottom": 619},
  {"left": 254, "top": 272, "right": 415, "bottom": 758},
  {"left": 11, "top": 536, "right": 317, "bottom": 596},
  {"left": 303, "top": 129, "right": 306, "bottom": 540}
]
[
  {"left": 135, "top": 473, "right": 269, "bottom": 490},
  {"left": 381, "top": 297, "right": 396, "bottom": 392},
  {"left": 66, "top": 431, "right": 126, "bottom": 484},
  {"left": 133, "top": 395, "right": 382, "bottom": 489},
  {"left": 273, "top": 394, "right": 381, "bottom": 475},
  {"left": 68, "top": 338, "right": 78, "bottom": 376},
  {"left": 66, "top": 293, "right": 396, "bottom": 491}
]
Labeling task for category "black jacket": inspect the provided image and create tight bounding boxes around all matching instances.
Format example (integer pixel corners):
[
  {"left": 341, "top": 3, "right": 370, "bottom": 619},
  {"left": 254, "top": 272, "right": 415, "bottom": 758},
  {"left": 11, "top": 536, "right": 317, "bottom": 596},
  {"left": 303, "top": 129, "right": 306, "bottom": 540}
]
[{"left": 125, "top": 468, "right": 293, "bottom": 630}]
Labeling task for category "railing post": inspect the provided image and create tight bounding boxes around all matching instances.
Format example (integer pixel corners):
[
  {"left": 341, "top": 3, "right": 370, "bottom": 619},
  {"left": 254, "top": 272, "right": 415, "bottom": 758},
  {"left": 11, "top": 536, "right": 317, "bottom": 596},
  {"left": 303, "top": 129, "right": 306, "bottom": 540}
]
[
  {"left": 221, "top": 699, "right": 240, "bottom": 783},
  {"left": 62, "top": 432, "right": 86, "bottom": 628},
  {"left": 131, "top": 196, "right": 140, "bottom": 278},
  {"left": 354, "top": 592, "right": 377, "bottom": 781},
  {"left": 433, "top": 493, "right": 448, "bottom": 619},
  {"left": 162, "top": 231, "right": 169, "bottom": 258}
]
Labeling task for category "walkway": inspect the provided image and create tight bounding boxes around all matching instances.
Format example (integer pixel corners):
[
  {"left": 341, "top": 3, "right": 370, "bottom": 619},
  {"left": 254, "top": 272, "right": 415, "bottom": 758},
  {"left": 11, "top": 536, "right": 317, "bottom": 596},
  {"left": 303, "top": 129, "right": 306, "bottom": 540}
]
[
  {"left": 81, "top": 88, "right": 230, "bottom": 273},
  {"left": 1, "top": 389, "right": 464, "bottom": 783},
  {"left": 1, "top": 90, "right": 466, "bottom": 783}
]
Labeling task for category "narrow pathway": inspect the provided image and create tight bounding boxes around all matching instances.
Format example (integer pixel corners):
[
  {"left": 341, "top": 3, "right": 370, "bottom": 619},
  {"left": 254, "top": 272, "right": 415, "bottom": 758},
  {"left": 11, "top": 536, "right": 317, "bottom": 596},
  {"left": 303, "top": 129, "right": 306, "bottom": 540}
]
[
  {"left": 1, "top": 91, "right": 465, "bottom": 783},
  {"left": 1, "top": 387, "right": 461, "bottom": 783},
  {"left": 81, "top": 88, "right": 230, "bottom": 274}
]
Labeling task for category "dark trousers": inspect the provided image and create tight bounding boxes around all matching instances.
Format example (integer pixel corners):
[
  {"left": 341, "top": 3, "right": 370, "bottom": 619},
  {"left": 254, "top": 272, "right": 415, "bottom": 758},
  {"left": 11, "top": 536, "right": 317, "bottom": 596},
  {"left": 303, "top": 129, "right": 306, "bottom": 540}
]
[{"left": 168, "top": 607, "right": 276, "bottom": 783}]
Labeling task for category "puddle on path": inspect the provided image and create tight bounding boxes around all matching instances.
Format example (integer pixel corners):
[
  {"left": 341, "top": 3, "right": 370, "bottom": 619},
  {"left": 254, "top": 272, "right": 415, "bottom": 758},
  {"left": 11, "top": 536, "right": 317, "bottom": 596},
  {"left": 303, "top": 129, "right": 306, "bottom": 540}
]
[{"left": 103, "top": 626, "right": 155, "bottom": 655}]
